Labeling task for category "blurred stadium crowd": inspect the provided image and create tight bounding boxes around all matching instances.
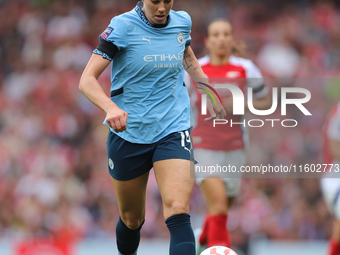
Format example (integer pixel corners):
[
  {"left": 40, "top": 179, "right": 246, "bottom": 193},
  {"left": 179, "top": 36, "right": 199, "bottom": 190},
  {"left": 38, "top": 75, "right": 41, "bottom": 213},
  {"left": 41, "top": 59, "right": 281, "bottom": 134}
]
[{"left": 0, "top": 0, "right": 340, "bottom": 253}]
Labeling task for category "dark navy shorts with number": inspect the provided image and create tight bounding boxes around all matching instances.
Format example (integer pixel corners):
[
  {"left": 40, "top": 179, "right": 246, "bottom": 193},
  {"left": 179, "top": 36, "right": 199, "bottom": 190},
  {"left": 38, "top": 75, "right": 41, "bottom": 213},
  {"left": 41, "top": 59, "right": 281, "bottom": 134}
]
[{"left": 107, "top": 128, "right": 195, "bottom": 180}]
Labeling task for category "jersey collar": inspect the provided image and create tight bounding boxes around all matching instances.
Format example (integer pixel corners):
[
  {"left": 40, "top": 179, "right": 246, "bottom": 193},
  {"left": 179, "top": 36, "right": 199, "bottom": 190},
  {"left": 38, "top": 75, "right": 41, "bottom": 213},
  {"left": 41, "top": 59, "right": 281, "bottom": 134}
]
[{"left": 135, "top": 1, "right": 171, "bottom": 28}]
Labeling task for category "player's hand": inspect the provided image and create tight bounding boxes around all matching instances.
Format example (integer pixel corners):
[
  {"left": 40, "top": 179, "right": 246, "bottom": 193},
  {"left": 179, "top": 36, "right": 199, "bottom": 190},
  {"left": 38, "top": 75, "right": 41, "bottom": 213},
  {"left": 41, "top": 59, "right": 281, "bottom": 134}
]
[
  {"left": 204, "top": 99, "right": 227, "bottom": 122},
  {"left": 105, "top": 105, "right": 128, "bottom": 132}
]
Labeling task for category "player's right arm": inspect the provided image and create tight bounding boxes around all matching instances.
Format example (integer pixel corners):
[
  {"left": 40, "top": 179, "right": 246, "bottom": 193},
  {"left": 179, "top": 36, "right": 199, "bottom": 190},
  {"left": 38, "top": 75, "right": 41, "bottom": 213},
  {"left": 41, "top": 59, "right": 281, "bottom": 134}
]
[{"left": 79, "top": 54, "right": 128, "bottom": 133}]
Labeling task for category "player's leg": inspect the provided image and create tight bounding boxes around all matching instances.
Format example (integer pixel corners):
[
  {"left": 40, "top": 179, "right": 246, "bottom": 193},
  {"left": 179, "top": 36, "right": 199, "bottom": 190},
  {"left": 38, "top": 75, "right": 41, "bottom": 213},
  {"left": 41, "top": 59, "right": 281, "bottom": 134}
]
[
  {"left": 194, "top": 149, "right": 229, "bottom": 249},
  {"left": 197, "top": 190, "right": 236, "bottom": 240},
  {"left": 107, "top": 131, "right": 154, "bottom": 255},
  {"left": 195, "top": 149, "right": 244, "bottom": 251},
  {"left": 153, "top": 158, "right": 195, "bottom": 255},
  {"left": 151, "top": 129, "right": 195, "bottom": 255},
  {"left": 197, "top": 183, "right": 237, "bottom": 251},
  {"left": 200, "top": 178, "right": 231, "bottom": 248},
  {"left": 111, "top": 172, "right": 149, "bottom": 255},
  {"left": 201, "top": 178, "right": 229, "bottom": 214}
]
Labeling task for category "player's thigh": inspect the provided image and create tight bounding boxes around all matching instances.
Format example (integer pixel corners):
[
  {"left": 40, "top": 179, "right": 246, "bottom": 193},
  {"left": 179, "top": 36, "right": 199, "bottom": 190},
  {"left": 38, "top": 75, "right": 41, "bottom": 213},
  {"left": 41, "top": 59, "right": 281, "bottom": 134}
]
[
  {"left": 111, "top": 171, "right": 149, "bottom": 229},
  {"left": 153, "top": 159, "right": 194, "bottom": 219},
  {"left": 152, "top": 129, "right": 195, "bottom": 219},
  {"left": 107, "top": 130, "right": 153, "bottom": 181}
]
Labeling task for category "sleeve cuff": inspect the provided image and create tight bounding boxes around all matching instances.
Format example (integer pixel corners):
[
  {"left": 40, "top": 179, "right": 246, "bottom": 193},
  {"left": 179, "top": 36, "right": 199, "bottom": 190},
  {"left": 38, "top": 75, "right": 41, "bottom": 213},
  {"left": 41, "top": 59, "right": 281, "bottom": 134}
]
[{"left": 93, "top": 49, "right": 113, "bottom": 62}]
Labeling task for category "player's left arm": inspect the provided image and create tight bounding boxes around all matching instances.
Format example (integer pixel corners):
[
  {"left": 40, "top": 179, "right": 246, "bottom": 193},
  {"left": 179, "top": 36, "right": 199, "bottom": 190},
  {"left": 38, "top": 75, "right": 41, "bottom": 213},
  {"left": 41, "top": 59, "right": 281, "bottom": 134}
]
[
  {"left": 244, "top": 93, "right": 272, "bottom": 111},
  {"left": 183, "top": 46, "right": 226, "bottom": 120},
  {"left": 245, "top": 60, "right": 272, "bottom": 111},
  {"left": 222, "top": 83, "right": 272, "bottom": 115}
]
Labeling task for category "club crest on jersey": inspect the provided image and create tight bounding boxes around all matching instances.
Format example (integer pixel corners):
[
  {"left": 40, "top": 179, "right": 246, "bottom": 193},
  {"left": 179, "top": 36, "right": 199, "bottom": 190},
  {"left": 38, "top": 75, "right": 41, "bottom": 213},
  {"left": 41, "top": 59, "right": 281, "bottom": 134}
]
[
  {"left": 177, "top": 33, "right": 184, "bottom": 44},
  {"left": 109, "top": 158, "right": 114, "bottom": 169},
  {"left": 100, "top": 27, "right": 114, "bottom": 40}
]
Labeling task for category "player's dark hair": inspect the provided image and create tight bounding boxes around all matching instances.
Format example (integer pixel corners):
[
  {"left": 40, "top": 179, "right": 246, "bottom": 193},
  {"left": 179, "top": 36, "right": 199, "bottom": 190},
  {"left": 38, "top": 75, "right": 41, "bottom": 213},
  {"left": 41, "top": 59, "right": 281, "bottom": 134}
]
[{"left": 206, "top": 18, "right": 232, "bottom": 37}]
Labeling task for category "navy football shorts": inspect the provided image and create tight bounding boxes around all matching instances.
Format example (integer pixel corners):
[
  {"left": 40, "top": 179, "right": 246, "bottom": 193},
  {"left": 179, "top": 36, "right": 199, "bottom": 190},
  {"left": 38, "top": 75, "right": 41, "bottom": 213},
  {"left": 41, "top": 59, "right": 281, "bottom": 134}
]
[{"left": 107, "top": 128, "right": 195, "bottom": 180}]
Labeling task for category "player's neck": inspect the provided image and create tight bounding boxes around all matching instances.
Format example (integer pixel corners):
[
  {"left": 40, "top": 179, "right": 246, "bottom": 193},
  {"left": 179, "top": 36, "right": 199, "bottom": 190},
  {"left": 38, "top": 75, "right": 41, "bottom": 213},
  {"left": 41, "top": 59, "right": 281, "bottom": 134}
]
[{"left": 210, "top": 54, "right": 230, "bottom": 66}]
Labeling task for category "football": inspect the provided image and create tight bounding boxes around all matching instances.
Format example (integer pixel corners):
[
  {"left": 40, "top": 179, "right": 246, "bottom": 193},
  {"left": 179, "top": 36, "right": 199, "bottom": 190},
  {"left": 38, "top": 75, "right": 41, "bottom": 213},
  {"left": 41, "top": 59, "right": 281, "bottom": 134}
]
[{"left": 200, "top": 246, "right": 238, "bottom": 255}]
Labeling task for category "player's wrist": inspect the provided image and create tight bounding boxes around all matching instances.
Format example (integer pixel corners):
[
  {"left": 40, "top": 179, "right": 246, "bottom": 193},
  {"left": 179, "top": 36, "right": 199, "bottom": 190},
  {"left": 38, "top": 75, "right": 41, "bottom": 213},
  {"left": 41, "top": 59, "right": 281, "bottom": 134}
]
[{"left": 104, "top": 102, "right": 119, "bottom": 114}]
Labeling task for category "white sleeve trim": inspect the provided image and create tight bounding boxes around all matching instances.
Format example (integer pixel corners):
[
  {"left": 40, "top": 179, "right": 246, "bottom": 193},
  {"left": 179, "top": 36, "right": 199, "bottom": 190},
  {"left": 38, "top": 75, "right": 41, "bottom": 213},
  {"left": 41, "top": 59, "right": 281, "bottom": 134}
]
[{"left": 229, "top": 56, "right": 267, "bottom": 99}]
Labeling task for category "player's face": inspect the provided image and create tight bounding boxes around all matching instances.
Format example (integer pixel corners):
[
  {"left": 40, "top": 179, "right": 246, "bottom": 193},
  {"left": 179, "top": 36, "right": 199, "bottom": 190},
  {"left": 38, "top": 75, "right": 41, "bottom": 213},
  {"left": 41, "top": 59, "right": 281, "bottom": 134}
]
[
  {"left": 206, "top": 21, "right": 234, "bottom": 58},
  {"left": 142, "top": 0, "right": 173, "bottom": 25}
]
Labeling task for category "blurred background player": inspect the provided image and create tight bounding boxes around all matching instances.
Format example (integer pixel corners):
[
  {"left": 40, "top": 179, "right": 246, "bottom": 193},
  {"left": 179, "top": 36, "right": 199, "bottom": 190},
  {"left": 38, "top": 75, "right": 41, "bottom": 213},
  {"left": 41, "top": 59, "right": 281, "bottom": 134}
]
[
  {"left": 321, "top": 101, "right": 340, "bottom": 255},
  {"left": 185, "top": 19, "right": 271, "bottom": 254}
]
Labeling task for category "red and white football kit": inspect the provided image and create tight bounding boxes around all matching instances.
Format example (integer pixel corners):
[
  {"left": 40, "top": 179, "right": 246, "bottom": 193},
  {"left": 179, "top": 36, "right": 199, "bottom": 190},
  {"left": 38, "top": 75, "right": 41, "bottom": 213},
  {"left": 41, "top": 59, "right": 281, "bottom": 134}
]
[
  {"left": 191, "top": 55, "right": 267, "bottom": 152},
  {"left": 187, "top": 55, "right": 268, "bottom": 196}
]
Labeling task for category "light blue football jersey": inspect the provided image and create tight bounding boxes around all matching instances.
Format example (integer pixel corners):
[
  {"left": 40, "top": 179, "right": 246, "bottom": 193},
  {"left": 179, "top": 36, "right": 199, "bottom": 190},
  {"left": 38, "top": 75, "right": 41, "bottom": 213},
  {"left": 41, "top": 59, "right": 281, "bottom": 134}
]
[{"left": 94, "top": 2, "right": 192, "bottom": 144}]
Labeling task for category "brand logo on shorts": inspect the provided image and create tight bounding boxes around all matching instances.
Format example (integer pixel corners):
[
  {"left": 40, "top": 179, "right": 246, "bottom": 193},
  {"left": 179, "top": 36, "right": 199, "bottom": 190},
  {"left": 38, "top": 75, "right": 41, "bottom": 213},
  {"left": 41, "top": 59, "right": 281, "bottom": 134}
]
[
  {"left": 109, "top": 158, "right": 114, "bottom": 169},
  {"left": 177, "top": 33, "right": 184, "bottom": 44}
]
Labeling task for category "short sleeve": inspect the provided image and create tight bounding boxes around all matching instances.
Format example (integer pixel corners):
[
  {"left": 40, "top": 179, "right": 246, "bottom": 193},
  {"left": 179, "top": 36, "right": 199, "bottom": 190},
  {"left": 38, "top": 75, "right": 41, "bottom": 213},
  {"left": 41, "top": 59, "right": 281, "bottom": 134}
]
[
  {"left": 328, "top": 112, "right": 340, "bottom": 141},
  {"left": 99, "top": 16, "right": 129, "bottom": 51},
  {"left": 245, "top": 60, "right": 268, "bottom": 98},
  {"left": 178, "top": 11, "right": 192, "bottom": 48}
]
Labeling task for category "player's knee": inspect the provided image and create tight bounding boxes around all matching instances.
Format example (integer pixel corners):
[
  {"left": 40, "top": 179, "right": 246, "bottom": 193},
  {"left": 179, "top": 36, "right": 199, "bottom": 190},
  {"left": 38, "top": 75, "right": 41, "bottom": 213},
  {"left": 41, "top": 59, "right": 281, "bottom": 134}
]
[
  {"left": 210, "top": 202, "right": 228, "bottom": 215},
  {"left": 120, "top": 212, "right": 145, "bottom": 230},
  {"left": 164, "top": 200, "right": 189, "bottom": 216}
]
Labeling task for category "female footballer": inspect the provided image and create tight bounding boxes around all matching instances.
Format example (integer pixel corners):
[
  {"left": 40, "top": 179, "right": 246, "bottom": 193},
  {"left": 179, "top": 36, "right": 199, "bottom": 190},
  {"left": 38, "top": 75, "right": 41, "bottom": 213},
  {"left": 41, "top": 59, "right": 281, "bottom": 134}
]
[
  {"left": 188, "top": 19, "right": 271, "bottom": 254},
  {"left": 79, "top": 1, "right": 226, "bottom": 255}
]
